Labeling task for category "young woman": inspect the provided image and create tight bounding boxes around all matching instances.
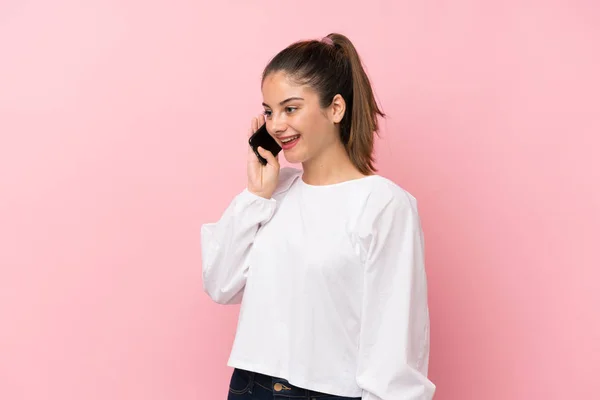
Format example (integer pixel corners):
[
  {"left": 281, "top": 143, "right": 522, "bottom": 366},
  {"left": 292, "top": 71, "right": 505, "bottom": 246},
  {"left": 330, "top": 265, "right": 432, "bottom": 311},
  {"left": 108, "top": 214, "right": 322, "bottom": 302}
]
[{"left": 201, "top": 33, "right": 436, "bottom": 400}]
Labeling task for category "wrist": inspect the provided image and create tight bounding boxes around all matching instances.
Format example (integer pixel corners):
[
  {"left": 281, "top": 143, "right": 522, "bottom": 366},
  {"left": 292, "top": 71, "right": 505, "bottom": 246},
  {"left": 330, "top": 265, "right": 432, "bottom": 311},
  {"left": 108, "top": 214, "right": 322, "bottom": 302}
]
[{"left": 247, "top": 188, "right": 273, "bottom": 200}]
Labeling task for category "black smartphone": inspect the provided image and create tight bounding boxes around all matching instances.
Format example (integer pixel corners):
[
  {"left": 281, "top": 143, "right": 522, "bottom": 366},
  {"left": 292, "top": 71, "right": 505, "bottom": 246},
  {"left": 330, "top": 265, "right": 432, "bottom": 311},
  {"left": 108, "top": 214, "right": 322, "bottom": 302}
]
[{"left": 248, "top": 123, "right": 281, "bottom": 165}]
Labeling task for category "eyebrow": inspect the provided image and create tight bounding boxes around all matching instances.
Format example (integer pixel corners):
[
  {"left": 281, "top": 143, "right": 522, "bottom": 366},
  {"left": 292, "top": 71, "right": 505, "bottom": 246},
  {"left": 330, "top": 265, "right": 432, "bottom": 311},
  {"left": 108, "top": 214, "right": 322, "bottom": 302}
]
[{"left": 262, "top": 97, "right": 305, "bottom": 107}]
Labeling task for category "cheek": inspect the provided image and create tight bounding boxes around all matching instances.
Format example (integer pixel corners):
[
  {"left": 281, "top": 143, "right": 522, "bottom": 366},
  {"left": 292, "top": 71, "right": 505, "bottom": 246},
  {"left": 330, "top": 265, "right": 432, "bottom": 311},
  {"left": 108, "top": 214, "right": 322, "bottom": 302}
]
[
  {"left": 298, "top": 110, "right": 329, "bottom": 134},
  {"left": 289, "top": 109, "right": 334, "bottom": 148}
]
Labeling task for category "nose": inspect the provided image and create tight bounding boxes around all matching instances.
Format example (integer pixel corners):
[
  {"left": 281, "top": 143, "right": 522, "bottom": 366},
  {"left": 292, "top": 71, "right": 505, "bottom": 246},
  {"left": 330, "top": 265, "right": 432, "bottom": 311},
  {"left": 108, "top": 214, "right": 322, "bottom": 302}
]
[{"left": 270, "top": 114, "right": 288, "bottom": 137}]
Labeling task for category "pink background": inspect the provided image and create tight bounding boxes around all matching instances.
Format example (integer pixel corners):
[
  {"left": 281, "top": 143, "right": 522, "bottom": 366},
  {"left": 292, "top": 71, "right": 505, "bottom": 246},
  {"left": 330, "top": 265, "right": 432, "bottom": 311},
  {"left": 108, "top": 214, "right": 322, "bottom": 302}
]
[{"left": 1, "top": 1, "right": 598, "bottom": 399}]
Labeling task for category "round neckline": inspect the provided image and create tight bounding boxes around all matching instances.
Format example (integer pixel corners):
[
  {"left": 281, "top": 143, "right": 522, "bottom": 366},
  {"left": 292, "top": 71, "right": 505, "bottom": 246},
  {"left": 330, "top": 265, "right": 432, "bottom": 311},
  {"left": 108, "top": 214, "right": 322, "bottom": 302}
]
[{"left": 299, "top": 173, "right": 381, "bottom": 188}]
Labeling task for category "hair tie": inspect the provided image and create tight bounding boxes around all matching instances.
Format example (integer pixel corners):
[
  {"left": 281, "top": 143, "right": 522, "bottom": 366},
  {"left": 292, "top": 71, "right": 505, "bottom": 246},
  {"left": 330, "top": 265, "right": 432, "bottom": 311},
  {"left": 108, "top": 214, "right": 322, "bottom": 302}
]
[{"left": 321, "top": 36, "right": 334, "bottom": 46}]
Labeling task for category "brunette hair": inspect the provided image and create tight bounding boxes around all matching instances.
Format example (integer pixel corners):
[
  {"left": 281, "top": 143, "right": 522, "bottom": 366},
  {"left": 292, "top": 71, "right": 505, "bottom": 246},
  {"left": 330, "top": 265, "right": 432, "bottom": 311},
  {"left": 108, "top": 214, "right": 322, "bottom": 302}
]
[{"left": 262, "top": 33, "right": 385, "bottom": 174}]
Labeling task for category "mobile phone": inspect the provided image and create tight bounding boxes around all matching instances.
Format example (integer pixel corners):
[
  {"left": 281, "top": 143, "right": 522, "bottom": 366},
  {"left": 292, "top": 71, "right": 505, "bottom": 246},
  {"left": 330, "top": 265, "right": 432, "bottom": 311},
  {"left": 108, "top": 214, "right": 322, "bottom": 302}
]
[{"left": 248, "top": 123, "right": 281, "bottom": 165}]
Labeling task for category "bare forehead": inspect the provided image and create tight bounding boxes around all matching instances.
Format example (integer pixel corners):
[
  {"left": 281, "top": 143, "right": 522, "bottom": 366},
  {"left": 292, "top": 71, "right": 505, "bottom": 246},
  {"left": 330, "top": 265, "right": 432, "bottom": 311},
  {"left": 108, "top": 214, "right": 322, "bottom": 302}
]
[{"left": 261, "top": 71, "right": 317, "bottom": 105}]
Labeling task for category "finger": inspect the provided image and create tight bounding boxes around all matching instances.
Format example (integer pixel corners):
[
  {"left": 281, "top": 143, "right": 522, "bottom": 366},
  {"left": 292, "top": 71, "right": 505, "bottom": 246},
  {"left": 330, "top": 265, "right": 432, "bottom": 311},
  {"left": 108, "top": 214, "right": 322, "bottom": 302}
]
[
  {"left": 257, "top": 146, "right": 279, "bottom": 166},
  {"left": 255, "top": 113, "right": 265, "bottom": 133},
  {"left": 250, "top": 116, "right": 258, "bottom": 136}
]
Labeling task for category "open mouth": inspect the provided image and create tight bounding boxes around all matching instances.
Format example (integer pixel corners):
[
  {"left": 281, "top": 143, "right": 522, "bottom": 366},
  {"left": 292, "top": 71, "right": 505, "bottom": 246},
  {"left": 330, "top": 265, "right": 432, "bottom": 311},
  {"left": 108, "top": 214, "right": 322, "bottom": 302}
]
[
  {"left": 281, "top": 135, "right": 300, "bottom": 144},
  {"left": 280, "top": 135, "right": 300, "bottom": 149}
]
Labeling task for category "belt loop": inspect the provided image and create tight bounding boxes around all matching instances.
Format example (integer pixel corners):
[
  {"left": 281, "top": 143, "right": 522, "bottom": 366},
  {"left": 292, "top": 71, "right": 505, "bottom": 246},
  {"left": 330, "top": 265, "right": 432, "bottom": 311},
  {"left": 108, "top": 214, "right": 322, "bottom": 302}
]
[{"left": 248, "top": 371, "right": 255, "bottom": 395}]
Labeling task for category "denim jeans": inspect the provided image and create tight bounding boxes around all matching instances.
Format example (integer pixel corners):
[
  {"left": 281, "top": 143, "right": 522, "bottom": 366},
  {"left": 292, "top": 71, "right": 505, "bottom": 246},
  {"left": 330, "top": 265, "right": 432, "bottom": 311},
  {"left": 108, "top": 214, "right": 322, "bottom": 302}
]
[{"left": 227, "top": 368, "right": 361, "bottom": 400}]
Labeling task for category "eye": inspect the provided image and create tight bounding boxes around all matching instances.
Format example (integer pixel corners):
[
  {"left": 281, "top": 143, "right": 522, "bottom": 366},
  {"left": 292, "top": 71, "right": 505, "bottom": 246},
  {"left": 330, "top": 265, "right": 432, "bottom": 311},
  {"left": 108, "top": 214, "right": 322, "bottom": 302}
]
[
  {"left": 263, "top": 109, "right": 272, "bottom": 117},
  {"left": 285, "top": 106, "right": 297, "bottom": 114}
]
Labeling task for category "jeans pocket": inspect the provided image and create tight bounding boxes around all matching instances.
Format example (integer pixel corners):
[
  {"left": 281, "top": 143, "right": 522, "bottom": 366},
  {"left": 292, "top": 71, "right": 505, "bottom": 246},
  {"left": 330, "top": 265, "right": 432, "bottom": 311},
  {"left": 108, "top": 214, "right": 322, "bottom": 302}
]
[{"left": 228, "top": 368, "right": 252, "bottom": 395}]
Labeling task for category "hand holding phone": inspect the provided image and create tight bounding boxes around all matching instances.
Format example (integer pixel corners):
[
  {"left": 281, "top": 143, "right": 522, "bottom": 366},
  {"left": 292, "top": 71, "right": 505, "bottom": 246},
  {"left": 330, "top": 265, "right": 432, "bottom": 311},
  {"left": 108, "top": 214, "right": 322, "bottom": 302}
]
[
  {"left": 247, "top": 114, "right": 280, "bottom": 199},
  {"left": 248, "top": 121, "right": 282, "bottom": 165}
]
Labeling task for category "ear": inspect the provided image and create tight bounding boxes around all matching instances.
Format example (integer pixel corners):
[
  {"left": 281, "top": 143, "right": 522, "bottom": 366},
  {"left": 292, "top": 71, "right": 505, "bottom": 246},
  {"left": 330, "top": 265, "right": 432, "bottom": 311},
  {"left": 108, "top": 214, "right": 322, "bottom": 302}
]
[{"left": 329, "top": 94, "right": 346, "bottom": 124}]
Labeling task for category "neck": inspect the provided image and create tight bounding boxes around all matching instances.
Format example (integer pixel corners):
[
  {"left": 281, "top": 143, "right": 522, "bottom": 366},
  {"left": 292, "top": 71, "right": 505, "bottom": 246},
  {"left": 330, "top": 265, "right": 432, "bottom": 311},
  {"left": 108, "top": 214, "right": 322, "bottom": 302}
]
[{"left": 301, "top": 140, "right": 366, "bottom": 186}]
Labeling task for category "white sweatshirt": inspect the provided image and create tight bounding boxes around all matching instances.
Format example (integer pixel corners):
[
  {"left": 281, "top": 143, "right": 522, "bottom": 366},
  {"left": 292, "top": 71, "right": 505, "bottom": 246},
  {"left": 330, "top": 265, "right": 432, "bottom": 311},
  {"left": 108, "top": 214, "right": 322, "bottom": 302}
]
[{"left": 200, "top": 167, "right": 435, "bottom": 399}]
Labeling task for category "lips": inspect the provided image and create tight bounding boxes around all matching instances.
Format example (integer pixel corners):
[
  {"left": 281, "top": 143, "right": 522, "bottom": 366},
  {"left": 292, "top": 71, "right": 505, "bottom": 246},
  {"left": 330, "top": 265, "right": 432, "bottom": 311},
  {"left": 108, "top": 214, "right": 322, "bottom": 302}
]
[
  {"left": 279, "top": 135, "right": 300, "bottom": 150},
  {"left": 280, "top": 135, "right": 300, "bottom": 144}
]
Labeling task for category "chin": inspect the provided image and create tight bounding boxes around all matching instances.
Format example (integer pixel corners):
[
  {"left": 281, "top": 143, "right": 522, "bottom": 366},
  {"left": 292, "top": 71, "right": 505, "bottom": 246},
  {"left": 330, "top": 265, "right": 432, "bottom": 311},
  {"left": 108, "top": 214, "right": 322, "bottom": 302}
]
[
  {"left": 283, "top": 154, "right": 303, "bottom": 164},
  {"left": 283, "top": 150, "right": 307, "bottom": 165}
]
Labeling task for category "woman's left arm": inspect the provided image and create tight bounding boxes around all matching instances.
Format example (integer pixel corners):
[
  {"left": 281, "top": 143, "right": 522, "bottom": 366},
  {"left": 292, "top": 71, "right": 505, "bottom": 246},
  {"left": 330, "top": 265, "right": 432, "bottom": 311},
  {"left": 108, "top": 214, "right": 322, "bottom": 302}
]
[{"left": 355, "top": 195, "right": 436, "bottom": 400}]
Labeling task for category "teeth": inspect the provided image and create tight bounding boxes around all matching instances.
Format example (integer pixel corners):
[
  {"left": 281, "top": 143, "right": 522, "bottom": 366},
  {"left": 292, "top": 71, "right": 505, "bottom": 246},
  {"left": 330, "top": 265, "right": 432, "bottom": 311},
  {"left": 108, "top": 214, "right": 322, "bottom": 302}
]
[{"left": 282, "top": 135, "right": 299, "bottom": 143}]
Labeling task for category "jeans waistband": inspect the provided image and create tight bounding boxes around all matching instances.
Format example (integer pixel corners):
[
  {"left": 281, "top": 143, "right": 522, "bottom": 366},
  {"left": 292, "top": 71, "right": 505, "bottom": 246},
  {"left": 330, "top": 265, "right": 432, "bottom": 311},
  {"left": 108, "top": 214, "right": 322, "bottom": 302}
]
[{"left": 244, "top": 369, "right": 359, "bottom": 399}]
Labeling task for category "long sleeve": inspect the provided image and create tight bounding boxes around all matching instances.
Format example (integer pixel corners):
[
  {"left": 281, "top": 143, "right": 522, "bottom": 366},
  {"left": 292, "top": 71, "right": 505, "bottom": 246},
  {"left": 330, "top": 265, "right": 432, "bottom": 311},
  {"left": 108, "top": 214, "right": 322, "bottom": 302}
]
[
  {"left": 200, "top": 189, "right": 277, "bottom": 305},
  {"left": 356, "top": 194, "right": 436, "bottom": 400}
]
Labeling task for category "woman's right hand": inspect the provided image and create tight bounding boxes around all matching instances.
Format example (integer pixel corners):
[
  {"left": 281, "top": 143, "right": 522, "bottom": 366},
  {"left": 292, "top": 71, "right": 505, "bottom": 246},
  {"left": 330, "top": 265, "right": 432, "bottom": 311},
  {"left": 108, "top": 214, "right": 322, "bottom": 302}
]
[{"left": 247, "top": 114, "right": 280, "bottom": 199}]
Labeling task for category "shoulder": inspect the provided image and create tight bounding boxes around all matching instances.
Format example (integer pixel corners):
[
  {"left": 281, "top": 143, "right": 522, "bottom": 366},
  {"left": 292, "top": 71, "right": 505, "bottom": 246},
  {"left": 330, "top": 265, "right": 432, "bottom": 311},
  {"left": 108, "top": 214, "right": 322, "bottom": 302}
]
[
  {"left": 361, "top": 175, "right": 419, "bottom": 217},
  {"left": 351, "top": 175, "right": 422, "bottom": 240},
  {"left": 273, "top": 167, "right": 303, "bottom": 197},
  {"left": 350, "top": 176, "right": 424, "bottom": 262}
]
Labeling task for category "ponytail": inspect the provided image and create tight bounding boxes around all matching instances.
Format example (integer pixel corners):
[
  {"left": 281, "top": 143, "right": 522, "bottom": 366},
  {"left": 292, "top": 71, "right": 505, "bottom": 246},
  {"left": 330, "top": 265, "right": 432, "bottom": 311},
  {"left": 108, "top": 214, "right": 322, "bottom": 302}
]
[{"left": 326, "top": 33, "right": 385, "bottom": 174}]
